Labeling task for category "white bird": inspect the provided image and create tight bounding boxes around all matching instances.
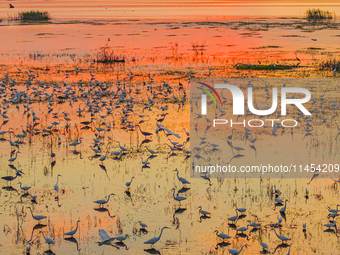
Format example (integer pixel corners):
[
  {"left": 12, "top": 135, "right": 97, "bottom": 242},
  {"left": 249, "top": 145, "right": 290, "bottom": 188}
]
[
  {"left": 39, "top": 231, "right": 55, "bottom": 248},
  {"left": 280, "top": 199, "right": 288, "bottom": 213},
  {"left": 144, "top": 226, "right": 169, "bottom": 247},
  {"left": 198, "top": 206, "right": 211, "bottom": 217},
  {"left": 64, "top": 220, "right": 80, "bottom": 237},
  {"left": 28, "top": 207, "right": 47, "bottom": 223},
  {"left": 115, "top": 234, "right": 129, "bottom": 242},
  {"left": 214, "top": 230, "right": 231, "bottom": 242},
  {"left": 94, "top": 193, "right": 115, "bottom": 208},
  {"left": 171, "top": 188, "right": 186, "bottom": 204},
  {"left": 98, "top": 229, "right": 115, "bottom": 245},
  {"left": 228, "top": 209, "right": 239, "bottom": 224},
  {"left": 145, "top": 146, "right": 157, "bottom": 156},
  {"left": 9, "top": 151, "right": 20, "bottom": 162},
  {"left": 233, "top": 203, "right": 246, "bottom": 214},
  {"left": 271, "top": 228, "right": 291, "bottom": 243},
  {"left": 70, "top": 137, "right": 82, "bottom": 149},
  {"left": 247, "top": 220, "right": 261, "bottom": 228},
  {"left": 328, "top": 205, "right": 340, "bottom": 213},
  {"left": 324, "top": 221, "right": 337, "bottom": 230},
  {"left": 138, "top": 221, "right": 148, "bottom": 229},
  {"left": 174, "top": 169, "right": 190, "bottom": 185},
  {"left": 236, "top": 224, "right": 250, "bottom": 234},
  {"left": 125, "top": 177, "right": 134, "bottom": 189},
  {"left": 260, "top": 242, "right": 269, "bottom": 252},
  {"left": 54, "top": 174, "right": 62, "bottom": 195},
  {"left": 275, "top": 198, "right": 284, "bottom": 204},
  {"left": 274, "top": 217, "right": 283, "bottom": 227},
  {"left": 18, "top": 182, "right": 31, "bottom": 193},
  {"left": 228, "top": 244, "right": 248, "bottom": 255}
]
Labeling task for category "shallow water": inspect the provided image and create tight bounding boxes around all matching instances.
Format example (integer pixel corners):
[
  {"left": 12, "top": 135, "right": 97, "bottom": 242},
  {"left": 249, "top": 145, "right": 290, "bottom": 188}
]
[
  {"left": 0, "top": 66, "right": 339, "bottom": 255},
  {"left": 0, "top": 1, "right": 340, "bottom": 255}
]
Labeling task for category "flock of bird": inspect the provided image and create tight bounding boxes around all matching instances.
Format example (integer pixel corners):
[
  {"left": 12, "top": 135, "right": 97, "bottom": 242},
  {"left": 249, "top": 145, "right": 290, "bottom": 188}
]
[{"left": 0, "top": 64, "right": 339, "bottom": 255}]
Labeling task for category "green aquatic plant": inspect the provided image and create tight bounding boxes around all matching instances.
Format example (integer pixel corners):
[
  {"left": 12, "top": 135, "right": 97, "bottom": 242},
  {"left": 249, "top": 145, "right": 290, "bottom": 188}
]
[{"left": 19, "top": 11, "right": 51, "bottom": 21}]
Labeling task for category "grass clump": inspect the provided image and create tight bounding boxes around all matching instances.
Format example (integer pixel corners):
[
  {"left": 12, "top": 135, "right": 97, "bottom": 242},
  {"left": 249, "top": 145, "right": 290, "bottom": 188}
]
[
  {"left": 96, "top": 46, "right": 125, "bottom": 64},
  {"left": 19, "top": 11, "right": 51, "bottom": 21},
  {"left": 306, "top": 9, "right": 334, "bottom": 20},
  {"left": 318, "top": 57, "right": 340, "bottom": 71},
  {"left": 234, "top": 63, "right": 296, "bottom": 71}
]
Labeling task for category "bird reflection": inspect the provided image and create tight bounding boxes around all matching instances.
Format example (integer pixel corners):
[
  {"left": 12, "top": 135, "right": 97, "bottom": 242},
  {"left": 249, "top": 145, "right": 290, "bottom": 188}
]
[
  {"left": 115, "top": 241, "right": 129, "bottom": 250},
  {"left": 197, "top": 215, "right": 211, "bottom": 223},
  {"left": 273, "top": 243, "right": 289, "bottom": 253},
  {"left": 64, "top": 237, "right": 81, "bottom": 251},
  {"left": 144, "top": 248, "right": 161, "bottom": 255},
  {"left": 94, "top": 208, "right": 115, "bottom": 218},
  {"left": 43, "top": 249, "right": 56, "bottom": 255},
  {"left": 215, "top": 242, "right": 231, "bottom": 250}
]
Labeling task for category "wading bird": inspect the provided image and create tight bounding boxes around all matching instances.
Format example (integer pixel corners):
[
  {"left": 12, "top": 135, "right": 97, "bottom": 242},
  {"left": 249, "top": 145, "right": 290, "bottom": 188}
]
[
  {"left": 28, "top": 207, "right": 47, "bottom": 223},
  {"left": 94, "top": 193, "right": 115, "bottom": 208},
  {"left": 64, "top": 220, "right": 80, "bottom": 237},
  {"left": 214, "top": 230, "right": 231, "bottom": 242},
  {"left": 144, "top": 227, "right": 169, "bottom": 248}
]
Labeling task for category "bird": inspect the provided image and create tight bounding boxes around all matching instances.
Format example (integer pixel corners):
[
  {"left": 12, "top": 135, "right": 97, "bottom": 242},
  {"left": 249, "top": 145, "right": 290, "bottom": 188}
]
[
  {"left": 136, "top": 125, "right": 153, "bottom": 139},
  {"left": 198, "top": 206, "right": 211, "bottom": 217},
  {"left": 236, "top": 224, "right": 250, "bottom": 234},
  {"left": 18, "top": 182, "right": 31, "bottom": 193},
  {"left": 69, "top": 137, "right": 82, "bottom": 149},
  {"left": 280, "top": 199, "right": 288, "bottom": 213},
  {"left": 247, "top": 220, "right": 261, "bottom": 228},
  {"left": 274, "top": 217, "right": 283, "bottom": 227},
  {"left": 271, "top": 228, "right": 291, "bottom": 243},
  {"left": 228, "top": 244, "right": 248, "bottom": 255},
  {"left": 141, "top": 157, "right": 150, "bottom": 167},
  {"left": 214, "top": 230, "right": 231, "bottom": 242},
  {"left": 26, "top": 241, "right": 32, "bottom": 254},
  {"left": 98, "top": 229, "right": 115, "bottom": 246},
  {"left": 328, "top": 205, "right": 340, "bottom": 213},
  {"left": 145, "top": 146, "right": 157, "bottom": 156},
  {"left": 174, "top": 169, "right": 190, "bottom": 185},
  {"left": 9, "top": 151, "right": 20, "bottom": 162},
  {"left": 138, "top": 221, "right": 148, "bottom": 229},
  {"left": 64, "top": 220, "right": 80, "bottom": 237},
  {"left": 171, "top": 188, "right": 186, "bottom": 204},
  {"left": 324, "top": 221, "right": 337, "bottom": 230},
  {"left": 233, "top": 203, "right": 246, "bottom": 214},
  {"left": 125, "top": 177, "right": 134, "bottom": 189},
  {"left": 114, "top": 234, "right": 129, "bottom": 242},
  {"left": 94, "top": 193, "right": 115, "bottom": 208},
  {"left": 305, "top": 188, "right": 309, "bottom": 197},
  {"left": 28, "top": 207, "right": 47, "bottom": 223},
  {"left": 1, "top": 172, "right": 20, "bottom": 185},
  {"left": 260, "top": 242, "right": 269, "bottom": 252},
  {"left": 39, "top": 231, "right": 55, "bottom": 248},
  {"left": 144, "top": 226, "right": 169, "bottom": 247},
  {"left": 54, "top": 174, "right": 62, "bottom": 194},
  {"left": 228, "top": 209, "right": 239, "bottom": 224}
]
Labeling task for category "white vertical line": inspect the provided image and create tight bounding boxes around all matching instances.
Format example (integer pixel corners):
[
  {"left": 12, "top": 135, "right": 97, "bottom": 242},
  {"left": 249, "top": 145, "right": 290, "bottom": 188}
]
[{"left": 201, "top": 94, "right": 207, "bottom": 115}]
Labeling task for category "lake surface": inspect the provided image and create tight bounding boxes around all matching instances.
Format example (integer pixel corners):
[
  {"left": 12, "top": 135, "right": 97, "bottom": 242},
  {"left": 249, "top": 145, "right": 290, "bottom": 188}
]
[{"left": 0, "top": 1, "right": 340, "bottom": 255}]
